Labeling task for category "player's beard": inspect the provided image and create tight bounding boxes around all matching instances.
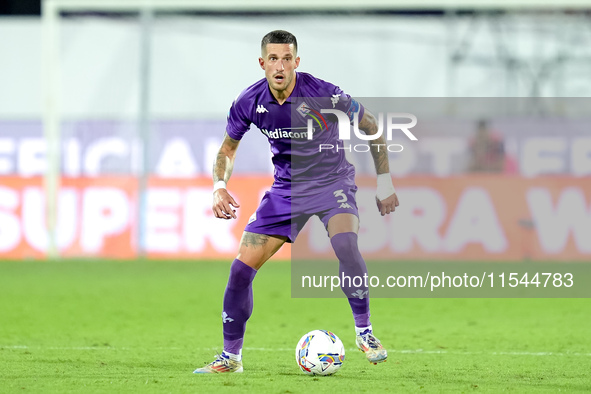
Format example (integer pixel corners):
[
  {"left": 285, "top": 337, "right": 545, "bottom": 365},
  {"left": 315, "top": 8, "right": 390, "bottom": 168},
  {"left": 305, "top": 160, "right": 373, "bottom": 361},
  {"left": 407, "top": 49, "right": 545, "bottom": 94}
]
[{"left": 270, "top": 72, "right": 293, "bottom": 93}]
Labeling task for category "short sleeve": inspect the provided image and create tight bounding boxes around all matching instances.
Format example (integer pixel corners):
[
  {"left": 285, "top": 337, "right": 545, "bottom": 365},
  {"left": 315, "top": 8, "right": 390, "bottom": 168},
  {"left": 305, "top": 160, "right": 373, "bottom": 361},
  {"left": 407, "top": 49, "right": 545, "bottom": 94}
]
[
  {"left": 226, "top": 98, "right": 252, "bottom": 141},
  {"left": 331, "top": 86, "right": 365, "bottom": 124}
]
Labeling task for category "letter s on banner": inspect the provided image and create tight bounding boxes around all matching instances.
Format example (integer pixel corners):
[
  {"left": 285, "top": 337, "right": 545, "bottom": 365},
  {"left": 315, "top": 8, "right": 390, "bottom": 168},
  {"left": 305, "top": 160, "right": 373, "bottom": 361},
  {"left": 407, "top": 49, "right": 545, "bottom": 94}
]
[
  {"left": 0, "top": 186, "right": 21, "bottom": 252},
  {"left": 81, "top": 187, "right": 130, "bottom": 254}
]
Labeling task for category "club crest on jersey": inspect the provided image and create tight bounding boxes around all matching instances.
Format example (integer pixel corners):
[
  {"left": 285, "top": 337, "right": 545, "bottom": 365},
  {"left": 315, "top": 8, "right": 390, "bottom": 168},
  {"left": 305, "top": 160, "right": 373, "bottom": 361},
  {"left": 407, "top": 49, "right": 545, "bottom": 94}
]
[
  {"left": 298, "top": 102, "right": 328, "bottom": 132},
  {"left": 296, "top": 102, "right": 310, "bottom": 117}
]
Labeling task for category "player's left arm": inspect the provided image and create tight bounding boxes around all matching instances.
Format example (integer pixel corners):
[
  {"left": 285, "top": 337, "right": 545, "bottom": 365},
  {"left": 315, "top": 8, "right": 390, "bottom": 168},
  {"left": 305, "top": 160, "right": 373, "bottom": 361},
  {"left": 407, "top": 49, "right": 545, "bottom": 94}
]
[{"left": 357, "top": 110, "right": 400, "bottom": 216}]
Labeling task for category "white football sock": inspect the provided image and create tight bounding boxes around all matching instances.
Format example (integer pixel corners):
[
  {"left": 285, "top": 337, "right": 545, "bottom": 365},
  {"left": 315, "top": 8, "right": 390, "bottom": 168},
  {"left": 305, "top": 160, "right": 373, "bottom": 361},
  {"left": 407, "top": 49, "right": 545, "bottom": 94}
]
[
  {"left": 222, "top": 349, "right": 242, "bottom": 361},
  {"left": 355, "top": 325, "right": 373, "bottom": 336}
]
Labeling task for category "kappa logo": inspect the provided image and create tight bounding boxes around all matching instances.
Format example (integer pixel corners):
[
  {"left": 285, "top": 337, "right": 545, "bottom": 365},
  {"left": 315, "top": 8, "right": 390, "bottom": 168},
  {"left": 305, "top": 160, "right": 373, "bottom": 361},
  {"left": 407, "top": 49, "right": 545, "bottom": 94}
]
[
  {"left": 256, "top": 105, "right": 268, "bottom": 113},
  {"left": 331, "top": 94, "right": 340, "bottom": 108},
  {"left": 222, "top": 311, "right": 234, "bottom": 323},
  {"left": 339, "top": 203, "right": 353, "bottom": 209}
]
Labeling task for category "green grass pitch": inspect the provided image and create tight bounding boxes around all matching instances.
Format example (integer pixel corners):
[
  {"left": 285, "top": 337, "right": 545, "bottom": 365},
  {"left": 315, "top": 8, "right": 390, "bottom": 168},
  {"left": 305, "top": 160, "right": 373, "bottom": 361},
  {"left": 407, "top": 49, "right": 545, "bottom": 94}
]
[{"left": 0, "top": 260, "right": 590, "bottom": 393}]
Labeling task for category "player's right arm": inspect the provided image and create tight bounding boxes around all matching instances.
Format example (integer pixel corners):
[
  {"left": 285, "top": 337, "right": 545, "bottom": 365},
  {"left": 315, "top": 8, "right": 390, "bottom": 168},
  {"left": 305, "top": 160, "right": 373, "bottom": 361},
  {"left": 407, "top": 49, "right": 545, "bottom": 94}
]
[
  {"left": 357, "top": 110, "right": 400, "bottom": 216},
  {"left": 212, "top": 132, "right": 241, "bottom": 220}
]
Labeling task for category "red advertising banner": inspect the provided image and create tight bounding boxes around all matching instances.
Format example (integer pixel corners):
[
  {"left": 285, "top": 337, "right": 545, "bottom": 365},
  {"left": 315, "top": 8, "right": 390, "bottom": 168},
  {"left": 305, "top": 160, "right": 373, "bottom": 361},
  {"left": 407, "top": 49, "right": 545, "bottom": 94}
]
[
  {"left": 0, "top": 175, "right": 589, "bottom": 261},
  {"left": 297, "top": 176, "right": 591, "bottom": 261}
]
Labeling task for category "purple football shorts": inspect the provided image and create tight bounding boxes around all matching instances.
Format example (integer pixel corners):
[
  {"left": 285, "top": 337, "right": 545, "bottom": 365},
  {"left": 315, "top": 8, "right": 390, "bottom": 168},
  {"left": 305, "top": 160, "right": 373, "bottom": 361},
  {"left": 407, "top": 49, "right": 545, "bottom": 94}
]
[{"left": 244, "top": 182, "right": 359, "bottom": 243}]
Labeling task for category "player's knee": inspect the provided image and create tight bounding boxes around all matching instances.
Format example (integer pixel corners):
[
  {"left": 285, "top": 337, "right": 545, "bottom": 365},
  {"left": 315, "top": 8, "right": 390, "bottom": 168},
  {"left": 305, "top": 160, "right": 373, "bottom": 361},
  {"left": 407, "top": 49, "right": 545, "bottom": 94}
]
[
  {"left": 330, "top": 232, "right": 362, "bottom": 262},
  {"left": 235, "top": 253, "right": 265, "bottom": 271}
]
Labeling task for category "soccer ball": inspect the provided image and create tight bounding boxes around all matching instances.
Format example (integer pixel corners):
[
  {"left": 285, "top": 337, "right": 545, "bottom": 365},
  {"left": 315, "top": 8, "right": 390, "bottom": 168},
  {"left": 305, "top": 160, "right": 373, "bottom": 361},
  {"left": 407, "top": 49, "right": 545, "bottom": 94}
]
[{"left": 295, "top": 330, "right": 345, "bottom": 376}]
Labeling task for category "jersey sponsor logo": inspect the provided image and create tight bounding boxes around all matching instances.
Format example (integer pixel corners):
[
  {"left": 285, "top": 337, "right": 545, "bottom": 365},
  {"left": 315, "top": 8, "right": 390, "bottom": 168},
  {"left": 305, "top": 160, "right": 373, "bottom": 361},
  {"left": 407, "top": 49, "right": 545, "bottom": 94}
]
[
  {"left": 339, "top": 202, "right": 353, "bottom": 209},
  {"left": 260, "top": 127, "right": 309, "bottom": 140},
  {"left": 256, "top": 105, "right": 268, "bottom": 113}
]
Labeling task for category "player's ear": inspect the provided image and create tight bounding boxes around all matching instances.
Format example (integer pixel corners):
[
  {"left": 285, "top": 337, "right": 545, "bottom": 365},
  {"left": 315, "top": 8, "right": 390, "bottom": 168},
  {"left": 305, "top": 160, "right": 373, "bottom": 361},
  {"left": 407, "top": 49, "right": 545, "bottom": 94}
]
[
  {"left": 295, "top": 56, "right": 300, "bottom": 69},
  {"left": 258, "top": 57, "right": 265, "bottom": 70}
]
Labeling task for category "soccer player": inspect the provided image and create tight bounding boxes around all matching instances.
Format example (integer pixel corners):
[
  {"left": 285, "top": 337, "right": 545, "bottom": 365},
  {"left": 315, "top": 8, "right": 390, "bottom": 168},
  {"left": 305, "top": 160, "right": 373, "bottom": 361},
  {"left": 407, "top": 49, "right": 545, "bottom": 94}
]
[{"left": 194, "top": 30, "right": 399, "bottom": 374}]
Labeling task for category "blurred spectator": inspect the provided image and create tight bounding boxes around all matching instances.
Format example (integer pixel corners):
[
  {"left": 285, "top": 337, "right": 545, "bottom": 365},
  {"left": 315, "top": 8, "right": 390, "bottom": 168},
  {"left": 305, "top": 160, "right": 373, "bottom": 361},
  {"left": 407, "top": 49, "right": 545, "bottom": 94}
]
[{"left": 467, "top": 119, "right": 517, "bottom": 173}]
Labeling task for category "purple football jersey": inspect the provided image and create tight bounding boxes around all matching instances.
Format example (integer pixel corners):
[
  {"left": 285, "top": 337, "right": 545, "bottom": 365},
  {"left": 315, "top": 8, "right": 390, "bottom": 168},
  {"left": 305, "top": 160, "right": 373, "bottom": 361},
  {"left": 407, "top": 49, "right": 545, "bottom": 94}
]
[{"left": 226, "top": 72, "right": 364, "bottom": 196}]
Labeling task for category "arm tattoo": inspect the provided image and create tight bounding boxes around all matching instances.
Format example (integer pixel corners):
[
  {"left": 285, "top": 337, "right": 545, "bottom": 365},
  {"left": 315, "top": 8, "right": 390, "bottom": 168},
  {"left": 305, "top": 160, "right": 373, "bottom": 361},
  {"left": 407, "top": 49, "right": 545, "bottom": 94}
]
[
  {"left": 241, "top": 232, "right": 270, "bottom": 248},
  {"left": 213, "top": 132, "right": 240, "bottom": 183},
  {"left": 213, "top": 151, "right": 233, "bottom": 183},
  {"left": 358, "top": 111, "right": 390, "bottom": 175}
]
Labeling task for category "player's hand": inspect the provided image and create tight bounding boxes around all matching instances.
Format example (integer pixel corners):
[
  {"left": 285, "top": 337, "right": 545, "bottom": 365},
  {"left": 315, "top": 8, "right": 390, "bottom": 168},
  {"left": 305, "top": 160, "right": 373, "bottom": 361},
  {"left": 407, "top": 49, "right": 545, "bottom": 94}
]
[
  {"left": 376, "top": 193, "right": 399, "bottom": 216},
  {"left": 212, "top": 189, "right": 240, "bottom": 219}
]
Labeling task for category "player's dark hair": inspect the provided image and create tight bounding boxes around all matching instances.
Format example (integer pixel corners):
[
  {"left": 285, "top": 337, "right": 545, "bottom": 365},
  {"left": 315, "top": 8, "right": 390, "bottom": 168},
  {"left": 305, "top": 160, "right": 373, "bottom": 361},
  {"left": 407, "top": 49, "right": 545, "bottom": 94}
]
[{"left": 261, "top": 30, "right": 298, "bottom": 54}]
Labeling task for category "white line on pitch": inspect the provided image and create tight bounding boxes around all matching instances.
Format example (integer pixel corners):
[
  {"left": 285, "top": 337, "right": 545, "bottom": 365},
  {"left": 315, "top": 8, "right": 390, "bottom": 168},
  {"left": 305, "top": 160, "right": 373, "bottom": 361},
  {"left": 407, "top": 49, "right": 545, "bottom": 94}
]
[
  {"left": 2, "top": 345, "right": 591, "bottom": 357},
  {"left": 239, "top": 348, "right": 591, "bottom": 357}
]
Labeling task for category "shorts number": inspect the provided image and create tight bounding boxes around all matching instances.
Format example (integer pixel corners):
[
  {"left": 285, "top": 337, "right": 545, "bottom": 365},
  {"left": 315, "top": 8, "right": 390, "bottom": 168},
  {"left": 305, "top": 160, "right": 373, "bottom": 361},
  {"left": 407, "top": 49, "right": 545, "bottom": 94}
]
[{"left": 334, "top": 189, "right": 347, "bottom": 203}]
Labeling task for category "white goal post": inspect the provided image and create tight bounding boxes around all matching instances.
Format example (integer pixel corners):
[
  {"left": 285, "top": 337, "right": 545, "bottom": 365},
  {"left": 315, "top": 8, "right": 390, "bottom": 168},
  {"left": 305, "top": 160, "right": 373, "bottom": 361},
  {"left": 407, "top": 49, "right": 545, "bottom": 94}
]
[{"left": 41, "top": 0, "right": 591, "bottom": 258}]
